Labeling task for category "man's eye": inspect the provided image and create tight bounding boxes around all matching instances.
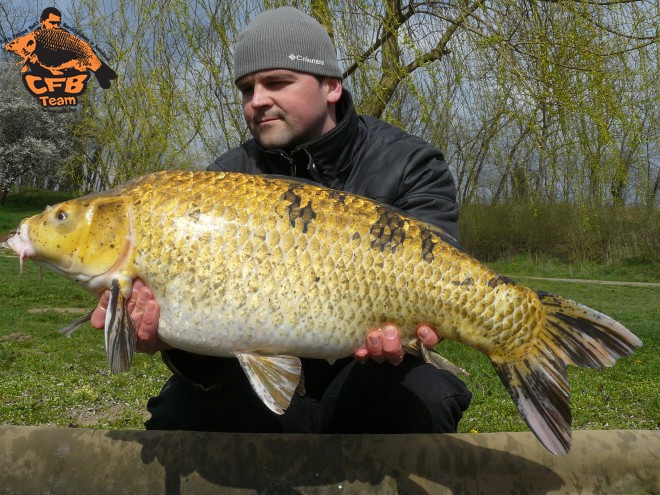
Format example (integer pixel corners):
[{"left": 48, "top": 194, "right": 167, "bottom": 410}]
[{"left": 266, "top": 81, "right": 288, "bottom": 89}]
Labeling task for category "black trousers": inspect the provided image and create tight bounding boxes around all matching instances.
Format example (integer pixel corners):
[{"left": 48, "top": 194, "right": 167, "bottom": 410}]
[{"left": 145, "top": 356, "right": 472, "bottom": 434}]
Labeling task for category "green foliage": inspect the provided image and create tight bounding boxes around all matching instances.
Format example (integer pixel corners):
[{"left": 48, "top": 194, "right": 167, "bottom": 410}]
[
  {"left": 461, "top": 202, "right": 660, "bottom": 264},
  {"left": 13, "top": 0, "right": 649, "bottom": 206}
]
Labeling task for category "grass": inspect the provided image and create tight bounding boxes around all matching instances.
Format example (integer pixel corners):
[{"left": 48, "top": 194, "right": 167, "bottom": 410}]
[
  {"left": 0, "top": 191, "right": 657, "bottom": 433},
  {"left": 487, "top": 254, "right": 659, "bottom": 283},
  {"left": 0, "top": 254, "right": 170, "bottom": 428}
]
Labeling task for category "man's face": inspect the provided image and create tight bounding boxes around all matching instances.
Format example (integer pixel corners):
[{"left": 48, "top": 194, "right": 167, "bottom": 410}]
[
  {"left": 41, "top": 13, "right": 61, "bottom": 29},
  {"left": 237, "top": 69, "right": 342, "bottom": 151}
]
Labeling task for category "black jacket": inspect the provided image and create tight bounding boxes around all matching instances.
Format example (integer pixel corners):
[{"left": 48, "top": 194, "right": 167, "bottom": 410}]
[
  {"left": 208, "top": 90, "right": 459, "bottom": 239},
  {"left": 161, "top": 89, "right": 460, "bottom": 393}
]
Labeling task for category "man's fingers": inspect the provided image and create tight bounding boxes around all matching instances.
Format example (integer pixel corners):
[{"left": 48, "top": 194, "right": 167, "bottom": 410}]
[
  {"left": 366, "top": 330, "right": 384, "bottom": 363},
  {"left": 90, "top": 290, "right": 110, "bottom": 329},
  {"left": 91, "top": 278, "right": 167, "bottom": 355},
  {"left": 122, "top": 278, "right": 145, "bottom": 314},
  {"left": 416, "top": 324, "right": 440, "bottom": 347},
  {"left": 381, "top": 325, "right": 404, "bottom": 365},
  {"left": 133, "top": 286, "right": 152, "bottom": 313},
  {"left": 135, "top": 298, "right": 168, "bottom": 355}
]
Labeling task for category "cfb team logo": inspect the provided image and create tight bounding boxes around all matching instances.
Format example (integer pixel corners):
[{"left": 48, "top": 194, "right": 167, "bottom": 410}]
[{"left": 4, "top": 7, "right": 117, "bottom": 109}]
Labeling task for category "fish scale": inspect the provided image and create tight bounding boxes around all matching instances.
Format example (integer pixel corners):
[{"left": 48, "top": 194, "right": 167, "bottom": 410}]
[
  {"left": 6, "top": 170, "right": 641, "bottom": 455},
  {"left": 120, "top": 172, "right": 553, "bottom": 359}
]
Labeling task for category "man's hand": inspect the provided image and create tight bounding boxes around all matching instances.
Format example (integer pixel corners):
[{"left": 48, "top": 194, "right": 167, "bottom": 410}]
[
  {"left": 353, "top": 324, "right": 439, "bottom": 365},
  {"left": 90, "top": 279, "right": 170, "bottom": 355}
]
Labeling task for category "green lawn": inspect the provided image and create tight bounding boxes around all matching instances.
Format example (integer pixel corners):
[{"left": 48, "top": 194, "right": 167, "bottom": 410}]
[{"left": 0, "top": 193, "right": 657, "bottom": 432}]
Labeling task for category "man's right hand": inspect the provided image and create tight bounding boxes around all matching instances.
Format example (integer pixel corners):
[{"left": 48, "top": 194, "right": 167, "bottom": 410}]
[{"left": 90, "top": 279, "right": 170, "bottom": 355}]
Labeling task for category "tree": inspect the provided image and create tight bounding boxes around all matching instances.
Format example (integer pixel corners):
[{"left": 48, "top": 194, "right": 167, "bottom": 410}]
[
  {"left": 36, "top": 0, "right": 658, "bottom": 206},
  {"left": 0, "top": 62, "right": 78, "bottom": 205}
]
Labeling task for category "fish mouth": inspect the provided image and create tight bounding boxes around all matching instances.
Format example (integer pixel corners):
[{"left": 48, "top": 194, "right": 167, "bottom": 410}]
[{"left": 6, "top": 224, "right": 36, "bottom": 275}]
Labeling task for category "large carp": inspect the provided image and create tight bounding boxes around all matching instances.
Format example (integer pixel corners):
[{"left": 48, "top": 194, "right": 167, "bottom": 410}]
[{"left": 6, "top": 171, "right": 641, "bottom": 454}]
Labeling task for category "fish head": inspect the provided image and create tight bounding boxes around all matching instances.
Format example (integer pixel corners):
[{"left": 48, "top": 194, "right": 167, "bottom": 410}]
[
  {"left": 5, "top": 32, "right": 36, "bottom": 57},
  {"left": 7, "top": 195, "right": 133, "bottom": 293}
]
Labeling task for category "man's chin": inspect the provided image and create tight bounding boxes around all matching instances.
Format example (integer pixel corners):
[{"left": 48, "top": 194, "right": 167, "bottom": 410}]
[{"left": 254, "top": 132, "right": 295, "bottom": 151}]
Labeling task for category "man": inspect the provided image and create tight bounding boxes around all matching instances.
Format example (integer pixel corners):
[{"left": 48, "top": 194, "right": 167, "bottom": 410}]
[
  {"left": 91, "top": 7, "right": 471, "bottom": 433},
  {"left": 40, "top": 7, "right": 63, "bottom": 30}
]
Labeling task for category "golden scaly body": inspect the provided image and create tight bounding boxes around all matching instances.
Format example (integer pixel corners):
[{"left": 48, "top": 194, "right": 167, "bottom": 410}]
[{"left": 120, "top": 171, "right": 542, "bottom": 361}]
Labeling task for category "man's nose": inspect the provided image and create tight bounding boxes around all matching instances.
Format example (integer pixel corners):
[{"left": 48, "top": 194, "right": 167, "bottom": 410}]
[{"left": 250, "top": 85, "right": 272, "bottom": 108}]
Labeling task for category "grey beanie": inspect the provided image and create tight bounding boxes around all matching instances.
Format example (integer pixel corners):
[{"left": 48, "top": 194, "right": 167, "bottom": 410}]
[{"left": 234, "top": 7, "right": 342, "bottom": 82}]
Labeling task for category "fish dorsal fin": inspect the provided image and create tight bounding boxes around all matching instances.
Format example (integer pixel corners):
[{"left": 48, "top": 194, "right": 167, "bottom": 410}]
[
  {"left": 406, "top": 342, "right": 469, "bottom": 376},
  {"left": 105, "top": 279, "right": 136, "bottom": 373},
  {"left": 237, "top": 354, "right": 302, "bottom": 414}
]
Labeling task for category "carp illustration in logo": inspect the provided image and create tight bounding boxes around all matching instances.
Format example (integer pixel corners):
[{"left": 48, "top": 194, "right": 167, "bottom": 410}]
[{"left": 4, "top": 7, "right": 117, "bottom": 108}]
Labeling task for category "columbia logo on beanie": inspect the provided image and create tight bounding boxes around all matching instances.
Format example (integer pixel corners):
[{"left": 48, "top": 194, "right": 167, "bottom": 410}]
[
  {"left": 234, "top": 7, "right": 342, "bottom": 82},
  {"left": 288, "top": 54, "right": 326, "bottom": 66}
]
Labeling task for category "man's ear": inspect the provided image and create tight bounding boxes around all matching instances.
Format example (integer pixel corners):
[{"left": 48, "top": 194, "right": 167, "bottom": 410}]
[{"left": 326, "top": 77, "right": 343, "bottom": 104}]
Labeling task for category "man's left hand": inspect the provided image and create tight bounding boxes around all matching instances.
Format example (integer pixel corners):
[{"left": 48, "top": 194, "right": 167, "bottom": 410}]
[{"left": 353, "top": 324, "right": 439, "bottom": 365}]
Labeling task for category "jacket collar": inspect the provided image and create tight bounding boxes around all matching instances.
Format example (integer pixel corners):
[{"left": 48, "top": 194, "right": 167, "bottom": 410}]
[{"left": 258, "top": 89, "right": 360, "bottom": 186}]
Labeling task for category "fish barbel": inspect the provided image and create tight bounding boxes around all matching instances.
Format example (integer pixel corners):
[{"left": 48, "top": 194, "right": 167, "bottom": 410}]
[{"left": 6, "top": 171, "right": 641, "bottom": 454}]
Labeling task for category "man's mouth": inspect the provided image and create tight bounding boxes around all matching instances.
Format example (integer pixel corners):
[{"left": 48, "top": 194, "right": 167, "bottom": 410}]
[{"left": 257, "top": 117, "right": 280, "bottom": 124}]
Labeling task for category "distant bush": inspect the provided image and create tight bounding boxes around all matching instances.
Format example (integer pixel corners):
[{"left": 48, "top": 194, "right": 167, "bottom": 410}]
[{"left": 460, "top": 202, "right": 659, "bottom": 264}]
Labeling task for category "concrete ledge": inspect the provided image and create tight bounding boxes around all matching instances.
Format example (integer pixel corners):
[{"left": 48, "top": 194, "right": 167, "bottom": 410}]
[{"left": 0, "top": 427, "right": 657, "bottom": 494}]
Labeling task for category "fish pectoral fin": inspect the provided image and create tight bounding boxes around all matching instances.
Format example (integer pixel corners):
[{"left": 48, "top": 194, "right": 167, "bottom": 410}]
[
  {"left": 105, "top": 279, "right": 136, "bottom": 373},
  {"left": 237, "top": 353, "right": 302, "bottom": 415},
  {"left": 406, "top": 343, "right": 469, "bottom": 376},
  {"left": 59, "top": 309, "right": 94, "bottom": 337}
]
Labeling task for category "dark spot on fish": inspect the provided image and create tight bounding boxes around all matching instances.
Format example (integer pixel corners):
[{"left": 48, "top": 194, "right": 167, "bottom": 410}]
[
  {"left": 487, "top": 275, "right": 516, "bottom": 288},
  {"left": 188, "top": 209, "right": 201, "bottom": 221},
  {"left": 281, "top": 187, "right": 316, "bottom": 234},
  {"left": 420, "top": 227, "right": 437, "bottom": 263},
  {"left": 352, "top": 232, "right": 361, "bottom": 241},
  {"left": 452, "top": 277, "right": 474, "bottom": 287},
  {"left": 109, "top": 244, "right": 115, "bottom": 249},
  {"left": 370, "top": 207, "right": 407, "bottom": 253},
  {"left": 314, "top": 277, "right": 320, "bottom": 283},
  {"left": 326, "top": 189, "right": 348, "bottom": 204}
]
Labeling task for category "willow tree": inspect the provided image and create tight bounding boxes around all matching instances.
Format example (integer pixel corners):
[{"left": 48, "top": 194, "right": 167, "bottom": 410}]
[{"left": 60, "top": 0, "right": 657, "bottom": 205}]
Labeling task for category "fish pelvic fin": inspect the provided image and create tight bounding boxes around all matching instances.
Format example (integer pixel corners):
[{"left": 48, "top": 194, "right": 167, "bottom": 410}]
[
  {"left": 105, "top": 279, "right": 137, "bottom": 373},
  {"left": 406, "top": 342, "right": 469, "bottom": 376},
  {"left": 237, "top": 354, "right": 302, "bottom": 414},
  {"left": 493, "top": 291, "right": 642, "bottom": 456},
  {"left": 59, "top": 309, "right": 94, "bottom": 337}
]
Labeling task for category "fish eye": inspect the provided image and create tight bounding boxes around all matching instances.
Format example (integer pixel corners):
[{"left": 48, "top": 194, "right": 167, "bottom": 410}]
[{"left": 56, "top": 210, "right": 67, "bottom": 221}]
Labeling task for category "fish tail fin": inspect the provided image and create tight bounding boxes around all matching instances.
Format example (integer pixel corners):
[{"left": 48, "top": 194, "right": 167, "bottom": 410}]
[{"left": 492, "top": 291, "right": 642, "bottom": 455}]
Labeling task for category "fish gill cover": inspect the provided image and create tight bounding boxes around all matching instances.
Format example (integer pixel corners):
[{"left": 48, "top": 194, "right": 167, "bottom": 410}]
[{"left": 3, "top": 7, "right": 117, "bottom": 110}]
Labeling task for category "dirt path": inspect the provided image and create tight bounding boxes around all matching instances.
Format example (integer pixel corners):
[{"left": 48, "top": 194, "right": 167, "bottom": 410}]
[{"left": 510, "top": 275, "right": 660, "bottom": 288}]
